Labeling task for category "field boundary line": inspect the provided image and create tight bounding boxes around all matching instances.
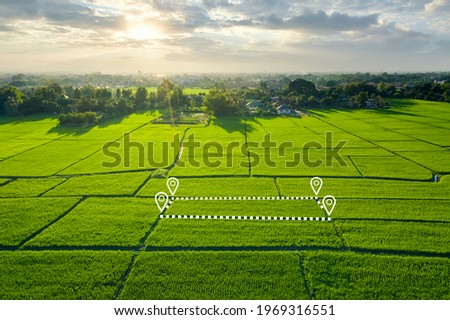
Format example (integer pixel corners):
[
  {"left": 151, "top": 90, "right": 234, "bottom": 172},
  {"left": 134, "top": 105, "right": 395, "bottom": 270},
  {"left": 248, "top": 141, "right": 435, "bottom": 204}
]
[
  {"left": 16, "top": 245, "right": 139, "bottom": 251},
  {"left": 0, "top": 178, "right": 14, "bottom": 186},
  {"left": 165, "top": 126, "right": 191, "bottom": 171},
  {"left": 165, "top": 119, "right": 213, "bottom": 172},
  {"left": 2, "top": 135, "right": 66, "bottom": 161},
  {"left": 330, "top": 219, "right": 350, "bottom": 251},
  {"left": 345, "top": 115, "right": 444, "bottom": 172},
  {"left": 17, "top": 197, "right": 87, "bottom": 249},
  {"left": 132, "top": 172, "right": 153, "bottom": 197},
  {"left": 145, "top": 245, "right": 344, "bottom": 252},
  {"left": 0, "top": 168, "right": 157, "bottom": 179},
  {"left": 37, "top": 178, "right": 68, "bottom": 197},
  {"left": 53, "top": 120, "right": 154, "bottom": 176},
  {"left": 349, "top": 247, "right": 450, "bottom": 259},
  {"left": 298, "top": 253, "right": 316, "bottom": 300},
  {"left": 344, "top": 111, "right": 447, "bottom": 149},
  {"left": 8, "top": 247, "right": 449, "bottom": 259},
  {"left": 246, "top": 117, "right": 267, "bottom": 133},
  {"left": 303, "top": 126, "right": 321, "bottom": 136},
  {"left": 144, "top": 246, "right": 450, "bottom": 258},
  {"left": 113, "top": 195, "right": 172, "bottom": 298},
  {"left": 114, "top": 254, "right": 139, "bottom": 300},
  {"left": 244, "top": 119, "right": 252, "bottom": 177},
  {"left": 253, "top": 174, "right": 435, "bottom": 182},
  {"left": 335, "top": 217, "right": 450, "bottom": 224},
  {"left": 348, "top": 156, "right": 364, "bottom": 177},
  {"left": 377, "top": 110, "right": 450, "bottom": 136},
  {"left": 286, "top": 117, "right": 301, "bottom": 128},
  {"left": 313, "top": 116, "right": 436, "bottom": 176},
  {"left": 274, "top": 177, "right": 283, "bottom": 197},
  {"left": 139, "top": 200, "right": 173, "bottom": 250}
]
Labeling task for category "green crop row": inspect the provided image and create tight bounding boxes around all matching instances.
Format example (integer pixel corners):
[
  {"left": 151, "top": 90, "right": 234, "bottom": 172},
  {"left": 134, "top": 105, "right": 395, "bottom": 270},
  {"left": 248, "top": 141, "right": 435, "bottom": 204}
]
[
  {"left": 0, "top": 251, "right": 133, "bottom": 299},
  {"left": 45, "top": 172, "right": 150, "bottom": 196},
  {"left": 138, "top": 177, "right": 279, "bottom": 197},
  {"left": 60, "top": 124, "right": 189, "bottom": 174},
  {"left": 0, "top": 178, "right": 66, "bottom": 197},
  {"left": 304, "top": 251, "right": 450, "bottom": 299},
  {"left": 119, "top": 251, "right": 307, "bottom": 300},
  {"left": 279, "top": 176, "right": 450, "bottom": 199},
  {"left": 335, "top": 220, "right": 449, "bottom": 254},
  {"left": 24, "top": 197, "right": 158, "bottom": 248},
  {"left": 332, "top": 199, "right": 450, "bottom": 222},
  {"left": 165, "top": 200, "right": 323, "bottom": 218},
  {"left": 1, "top": 251, "right": 448, "bottom": 299},
  {"left": 146, "top": 219, "right": 342, "bottom": 248},
  {"left": 0, "top": 197, "right": 81, "bottom": 247}
]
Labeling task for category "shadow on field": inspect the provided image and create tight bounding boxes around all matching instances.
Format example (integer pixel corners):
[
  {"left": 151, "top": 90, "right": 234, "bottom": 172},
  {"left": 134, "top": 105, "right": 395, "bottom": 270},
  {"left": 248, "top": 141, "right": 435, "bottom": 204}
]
[
  {"left": 0, "top": 113, "right": 58, "bottom": 125},
  {"left": 46, "top": 113, "right": 146, "bottom": 137},
  {"left": 308, "top": 99, "right": 420, "bottom": 119},
  {"left": 46, "top": 124, "right": 93, "bottom": 136},
  {"left": 212, "top": 117, "right": 249, "bottom": 135}
]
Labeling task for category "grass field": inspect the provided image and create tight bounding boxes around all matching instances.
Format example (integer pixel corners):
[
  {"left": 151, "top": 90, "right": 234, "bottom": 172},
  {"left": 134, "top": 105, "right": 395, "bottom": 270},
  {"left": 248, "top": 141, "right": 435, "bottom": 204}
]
[{"left": 0, "top": 99, "right": 449, "bottom": 299}]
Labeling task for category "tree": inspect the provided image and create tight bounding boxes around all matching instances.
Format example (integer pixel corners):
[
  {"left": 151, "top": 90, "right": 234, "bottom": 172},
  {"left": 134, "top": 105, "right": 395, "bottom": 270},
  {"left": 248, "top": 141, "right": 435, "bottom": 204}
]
[
  {"left": 121, "top": 89, "right": 133, "bottom": 99},
  {"left": 157, "top": 79, "right": 174, "bottom": 104},
  {"left": 204, "top": 89, "right": 237, "bottom": 116},
  {"left": 0, "top": 86, "right": 24, "bottom": 114},
  {"left": 116, "top": 98, "right": 133, "bottom": 114},
  {"left": 443, "top": 89, "right": 450, "bottom": 103},
  {"left": 259, "top": 81, "right": 268, "bottom": 93},
  {"left": 155, "top": 80, "right": 186, "bottom": 111},
  {"left": 350, "top": 91, "right": 369, "bottom": 108},
  {"left": 94, "top": 88, "right": 112, "bottom": 101},
  {"left": 377, "top": 82, "right": 397, "bottom": 97},
  {"left": 4, "top": 96, "right": 20, "bottom": 116},
  {"left": 135, "top": 86, "right": 148, "bottom": 106},
  {"left": 344, "top": 81, "right": 376, "bottom": 97},
  {"left": 288, "top": 78, "right": 317, "bottom": 96},
  {"left": 115, "top": 88, "right": 122, "bottom": 99}
]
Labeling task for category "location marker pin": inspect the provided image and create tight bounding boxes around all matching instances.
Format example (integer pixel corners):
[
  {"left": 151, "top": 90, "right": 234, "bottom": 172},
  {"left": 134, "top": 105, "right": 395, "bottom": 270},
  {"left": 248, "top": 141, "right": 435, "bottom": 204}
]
[
  {"left": 166, "top": 177, "right": 179, "bottom": 196},
  {"left": 310, "top": 177, "right": 323, "bottom": 196},
  {"left": 155, "top": 192, "right": 169, "bottom": 213},
  {"left": 321, "top": 195, "right": 336, "bottom": 216}
]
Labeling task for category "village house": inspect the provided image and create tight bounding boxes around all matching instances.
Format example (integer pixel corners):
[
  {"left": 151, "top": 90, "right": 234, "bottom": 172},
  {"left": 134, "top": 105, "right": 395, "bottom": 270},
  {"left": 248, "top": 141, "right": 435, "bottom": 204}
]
[
  {"left": 245, "top": 100, "right": 265, "bottom": 114},
  {"left": 276, "top": 104, "right": 292, "bottom": 115}
]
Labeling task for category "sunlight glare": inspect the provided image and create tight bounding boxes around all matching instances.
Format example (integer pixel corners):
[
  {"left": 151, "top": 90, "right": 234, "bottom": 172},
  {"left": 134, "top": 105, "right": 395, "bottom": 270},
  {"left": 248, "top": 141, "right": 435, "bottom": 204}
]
[{"left": 127, "top": 24, "right": 160, "bottom": 40}]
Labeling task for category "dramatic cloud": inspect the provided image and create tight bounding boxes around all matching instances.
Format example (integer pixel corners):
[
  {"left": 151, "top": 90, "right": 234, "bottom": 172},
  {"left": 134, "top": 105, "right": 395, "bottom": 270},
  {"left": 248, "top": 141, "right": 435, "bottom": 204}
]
[{"left": 0, "top": 0, "right": 448, "bottom": 73}]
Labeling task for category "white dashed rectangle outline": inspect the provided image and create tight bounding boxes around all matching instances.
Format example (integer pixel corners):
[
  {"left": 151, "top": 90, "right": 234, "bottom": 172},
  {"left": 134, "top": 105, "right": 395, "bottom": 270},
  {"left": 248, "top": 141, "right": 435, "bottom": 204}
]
[
  {"left": 160, "top": 214, "right": 331, "bottom": 221},
  {"left": 160, "top": 195, "right": 331, "bottom": 222}
]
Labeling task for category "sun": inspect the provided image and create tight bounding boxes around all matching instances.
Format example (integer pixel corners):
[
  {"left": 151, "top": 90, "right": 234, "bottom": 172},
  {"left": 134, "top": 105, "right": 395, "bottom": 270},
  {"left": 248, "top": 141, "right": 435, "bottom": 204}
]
[{"left": 126, "top": 24, "right": 160, "bottom": 40}]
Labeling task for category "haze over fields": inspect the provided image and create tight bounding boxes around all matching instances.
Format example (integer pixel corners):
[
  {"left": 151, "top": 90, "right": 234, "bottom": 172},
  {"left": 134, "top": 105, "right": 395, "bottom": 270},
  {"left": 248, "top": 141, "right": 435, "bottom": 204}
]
[{"left": 0, "top": 0, "right": 449, "bottom": 74}]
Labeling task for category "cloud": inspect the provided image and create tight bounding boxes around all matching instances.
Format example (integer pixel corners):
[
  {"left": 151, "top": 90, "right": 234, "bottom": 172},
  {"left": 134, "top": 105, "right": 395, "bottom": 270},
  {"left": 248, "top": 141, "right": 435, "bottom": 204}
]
[
  {"left": 255, "top": 10, "right": 379, "bottom": 32},
  {"left": 0, "top": 0, "right": 448, "bottom": 73},
  {"left": 0, "top": 24, "right": 14, "bottom": 32},
  {"left": 425, "top": 0, "right": 450, "bottom": 12},
  {"left": 0, "top": 0, "right": 126, "bottom": 31}
]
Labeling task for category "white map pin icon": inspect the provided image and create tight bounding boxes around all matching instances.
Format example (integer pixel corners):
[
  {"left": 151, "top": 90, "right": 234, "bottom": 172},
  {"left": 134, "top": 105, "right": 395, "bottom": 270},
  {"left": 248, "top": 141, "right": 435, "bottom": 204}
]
[
  {"left": 322, "top": 195, "right": 336, "bottom": 216},
  {"left": 166, "top": 177, "right": 179, "bottom": 196},
  {"left": 155, "top": 192, "right": 169, "bottom": 213},
  {"left": 310, "top": 177, "right": 323, "bottom": 196}
]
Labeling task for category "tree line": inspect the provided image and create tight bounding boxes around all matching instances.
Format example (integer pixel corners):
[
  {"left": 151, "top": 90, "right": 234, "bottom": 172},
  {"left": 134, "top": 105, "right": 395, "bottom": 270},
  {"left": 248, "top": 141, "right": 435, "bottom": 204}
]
[
  {"left": 0, "top": 80, "right": 205, "bottom": 123},
  {"left": 0, "top": 76, "right": 449, "bottom": 122}
]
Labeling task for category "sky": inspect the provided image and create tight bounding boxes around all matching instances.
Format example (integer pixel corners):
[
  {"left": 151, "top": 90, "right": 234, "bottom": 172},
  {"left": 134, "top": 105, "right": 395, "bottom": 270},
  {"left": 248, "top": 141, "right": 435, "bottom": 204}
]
[{"left": 0, "top": 0, "right": 449, "bottom": 74}]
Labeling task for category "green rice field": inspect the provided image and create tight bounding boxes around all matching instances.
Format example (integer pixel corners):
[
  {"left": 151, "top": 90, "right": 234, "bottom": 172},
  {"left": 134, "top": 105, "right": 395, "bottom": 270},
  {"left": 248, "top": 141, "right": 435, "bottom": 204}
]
[{"left": 1, "top": 99, "right": 449, "bottom": 299}]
